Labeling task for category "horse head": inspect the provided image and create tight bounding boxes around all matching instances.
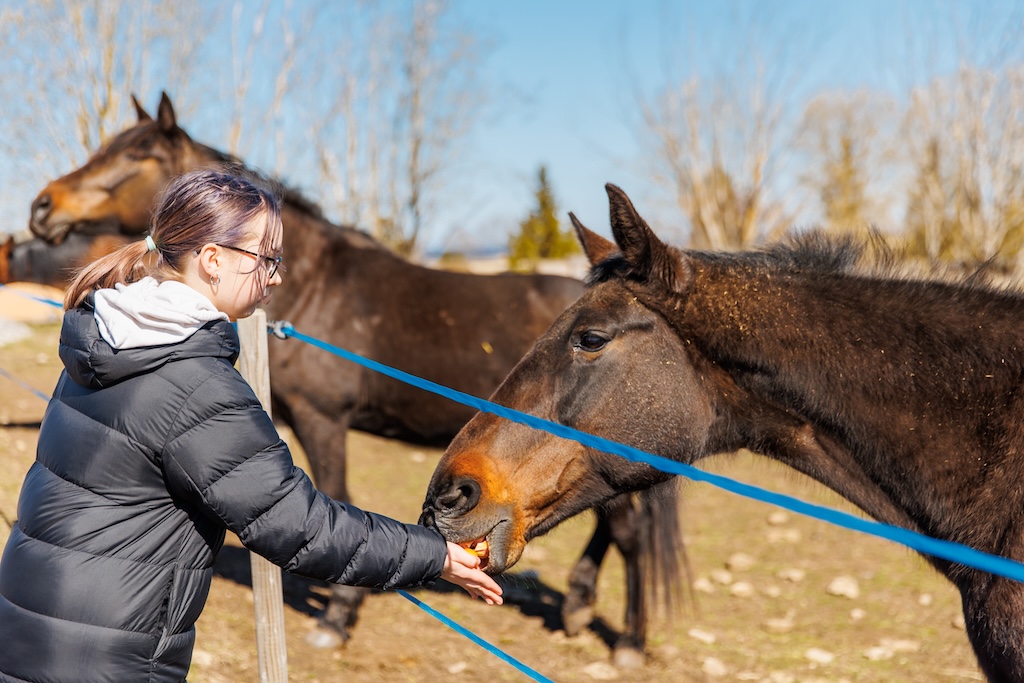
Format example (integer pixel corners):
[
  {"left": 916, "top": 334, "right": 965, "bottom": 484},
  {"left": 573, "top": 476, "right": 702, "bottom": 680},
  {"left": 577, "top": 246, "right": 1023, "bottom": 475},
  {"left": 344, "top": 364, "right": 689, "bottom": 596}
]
[
  {"left": 421, "top": 185, "right": 715, "bottom": 574},
  {"left": 29, "top": 93, "right": 226, "bottom": 245}
]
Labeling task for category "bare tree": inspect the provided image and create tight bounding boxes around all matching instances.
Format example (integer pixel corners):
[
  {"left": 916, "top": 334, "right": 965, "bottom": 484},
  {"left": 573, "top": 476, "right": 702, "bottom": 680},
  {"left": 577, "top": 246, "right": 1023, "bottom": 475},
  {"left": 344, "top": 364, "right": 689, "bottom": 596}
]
[
  {"left": 900, "top": 65, "right": 1024, "bottom": 270},
  {"left": 0, "top": 0, "right": 205, "bottom": 224},
  {"left": 291, "top": 0, "right": 489, "bottom": 256},
  {"left": 795, "top": 90, "right": 897, "bottom": 235},
  {"left": 628, "top": 5, "right": 812, "bottom": 250}
]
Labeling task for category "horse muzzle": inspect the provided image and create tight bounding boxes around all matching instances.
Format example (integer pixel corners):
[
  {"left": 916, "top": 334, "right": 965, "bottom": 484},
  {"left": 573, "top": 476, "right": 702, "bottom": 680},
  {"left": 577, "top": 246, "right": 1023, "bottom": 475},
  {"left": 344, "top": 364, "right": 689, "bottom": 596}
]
[{"left": 29, "top": 193, "right": 72, "bottom": 245}]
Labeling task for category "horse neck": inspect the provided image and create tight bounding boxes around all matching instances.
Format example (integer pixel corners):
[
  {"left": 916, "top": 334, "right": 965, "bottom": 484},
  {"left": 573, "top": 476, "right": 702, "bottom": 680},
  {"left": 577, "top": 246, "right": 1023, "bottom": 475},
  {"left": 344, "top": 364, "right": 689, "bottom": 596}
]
[
  {"left": 693, "top": 258, "right": 1016, "bottom": 402},
  {"left": 278, "top": 200, "right": 389, "bottom": 282},
  {"left": 681, "top": 257, "right": 1024, "bottom": 526}
]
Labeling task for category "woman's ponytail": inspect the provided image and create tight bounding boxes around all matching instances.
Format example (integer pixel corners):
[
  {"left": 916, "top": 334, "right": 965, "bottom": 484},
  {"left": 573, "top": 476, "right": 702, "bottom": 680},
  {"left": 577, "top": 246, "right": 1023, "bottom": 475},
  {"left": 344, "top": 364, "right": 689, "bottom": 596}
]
[{"left": 64, "top": 240, "right": 156, "bottom": 309}]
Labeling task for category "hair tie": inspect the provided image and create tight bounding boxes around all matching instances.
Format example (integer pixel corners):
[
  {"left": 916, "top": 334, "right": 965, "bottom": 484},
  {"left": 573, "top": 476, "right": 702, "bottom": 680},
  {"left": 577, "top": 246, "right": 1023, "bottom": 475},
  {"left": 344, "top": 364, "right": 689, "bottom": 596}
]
[{"left": 144, "top": 235, "right": 158, "bottom": 252}]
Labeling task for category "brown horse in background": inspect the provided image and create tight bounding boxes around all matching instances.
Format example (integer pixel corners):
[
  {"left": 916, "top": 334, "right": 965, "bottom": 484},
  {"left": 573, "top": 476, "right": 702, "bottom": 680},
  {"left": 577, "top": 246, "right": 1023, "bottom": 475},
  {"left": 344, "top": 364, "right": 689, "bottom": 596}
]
[
  {"left": 0, "top": 233, "right": 129, "bottom": 287},
  {"left": 27, "top": 93, "right": 683, "bottom": 663},
  {"left": 423, "top": 183, "right": 1024, "bottom": 681}
]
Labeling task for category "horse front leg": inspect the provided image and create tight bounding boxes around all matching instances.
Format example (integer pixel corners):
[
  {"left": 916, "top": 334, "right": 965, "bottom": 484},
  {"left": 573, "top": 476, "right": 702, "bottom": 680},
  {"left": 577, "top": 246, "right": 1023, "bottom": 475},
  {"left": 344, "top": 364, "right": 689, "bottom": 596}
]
[
  {"left": 606, "top": 494, "right": 648, "bottom": 669},
  {"left": 278, "top": 394, "right": 367, "bottom": 648},
  {"left": 563, "top": 506, "right": 614, "bottom": 637}
]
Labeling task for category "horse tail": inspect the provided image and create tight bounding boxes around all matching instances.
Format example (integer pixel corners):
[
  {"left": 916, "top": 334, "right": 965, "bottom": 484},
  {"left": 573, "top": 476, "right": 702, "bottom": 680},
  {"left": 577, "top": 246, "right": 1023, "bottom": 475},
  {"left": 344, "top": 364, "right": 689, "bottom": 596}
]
[{"left": 638, "top": 478, "right": 688, "bottom": 617}]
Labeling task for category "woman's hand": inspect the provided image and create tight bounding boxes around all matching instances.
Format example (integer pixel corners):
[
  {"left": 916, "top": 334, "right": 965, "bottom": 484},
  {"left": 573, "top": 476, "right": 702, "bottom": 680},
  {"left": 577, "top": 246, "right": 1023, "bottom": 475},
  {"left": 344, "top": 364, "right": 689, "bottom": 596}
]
[{"left": 441, "top": 542, "right": 504, "bottom": 605}]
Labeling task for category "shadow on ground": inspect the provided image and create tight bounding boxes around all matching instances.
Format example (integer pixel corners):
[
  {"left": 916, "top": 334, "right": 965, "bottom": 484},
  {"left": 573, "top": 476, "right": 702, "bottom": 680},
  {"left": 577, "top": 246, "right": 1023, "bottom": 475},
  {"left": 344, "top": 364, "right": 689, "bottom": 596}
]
[{"left": 213, "top": 545, "right": 624, "bottom": 652}]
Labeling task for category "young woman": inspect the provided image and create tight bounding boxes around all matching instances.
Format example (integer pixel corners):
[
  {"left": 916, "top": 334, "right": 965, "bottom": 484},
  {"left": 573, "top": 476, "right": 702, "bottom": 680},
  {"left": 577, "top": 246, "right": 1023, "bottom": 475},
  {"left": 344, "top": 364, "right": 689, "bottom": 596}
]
[{"left": 0, "top": 169, "right": 501, "bottom": 683}]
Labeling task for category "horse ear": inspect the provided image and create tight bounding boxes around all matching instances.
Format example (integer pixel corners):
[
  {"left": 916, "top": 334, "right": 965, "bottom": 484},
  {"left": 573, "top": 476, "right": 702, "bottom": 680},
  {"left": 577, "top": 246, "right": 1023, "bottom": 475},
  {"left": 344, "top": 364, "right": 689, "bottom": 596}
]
[
  {"left": 605, "top": 183, "right": 691, "bottom": 294},
  {"left": 131, "top": 94, "right": 153, "bottom": 123},
  {"left": 569, "top": 212, "right": 618, "bottom": 266},
  {"left": 156, "top": 92, "right": 178, "bottom": 133}
]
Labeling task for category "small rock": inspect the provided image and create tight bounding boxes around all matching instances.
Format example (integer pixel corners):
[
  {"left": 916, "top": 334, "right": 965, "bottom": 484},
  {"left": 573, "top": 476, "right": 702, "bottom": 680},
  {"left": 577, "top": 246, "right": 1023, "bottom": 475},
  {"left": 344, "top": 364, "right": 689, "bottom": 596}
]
[
  {"left": 305, "top": 627, "right": 342, "bottom": 649},
  {"left": 191, "top": 649, "right": 216, "bottom": 667},
  {"left": 764, "top": 616, "right": 795, "bottom": 633},
  {"left": 730, "top": 581, "right": 755, "bottom": 598},
  {"left": 766, "top": 528, "right": 802, "bottom": 543},
  {"left": 612, "top": 648, "right": 645, "bottom": 669},
  {"left": 827, "top": 575, "right": 860, "bottom": 599},
  {"left": 409, "top": 450, "right": 427, "bottom": 463},
  {"left": 881, "top": 638, "right": 920, "bottom": 653},
  {"left": 762, "top": 584, "right": 782, "bottom": 598},
  {"left": 767, "top": 510, "right": 790, "bottom": 526},
  {"left": 864, "top": 646, "right": 893, "bottom": 661},
  {"left": 710, "top": 568, "right": 733, "bottom": 585},
  {"left": 777, "top": 568, "right": 806, "bottom": 583},
  {"left": 805, "top": 647, "right": 835, "bottom": 665},
  {"left": 687, "top": 627, "right": 716, "bottom": 644},
  {"left": 582, "top": 661, "right": 619, "bottom": 680},
  {"left": 850, "top": 608, "right": 867, "bottom": 621},
  {"left": 701, "top": 657, "right": 728, "bottom": 677},
  {"left": 14, "top": 439, "right": 27, "bottom": 453},
  {"left": 692, "top": 576, "right": 716, "bottom": 593},
  {"left": 447, "top": 661, "right": 468, "bottom": 674},
  {"left": 726, "top": 552, "right": 756, "bottom": 571},
  {"left": 766, "top": 672, "right": 796, "bottom": 683},
  {"left": 918, "top": 592, "right": 933, "bottom": 606},
  {"left": 36, "top": 353, "right": 49, "bottom": 364}
]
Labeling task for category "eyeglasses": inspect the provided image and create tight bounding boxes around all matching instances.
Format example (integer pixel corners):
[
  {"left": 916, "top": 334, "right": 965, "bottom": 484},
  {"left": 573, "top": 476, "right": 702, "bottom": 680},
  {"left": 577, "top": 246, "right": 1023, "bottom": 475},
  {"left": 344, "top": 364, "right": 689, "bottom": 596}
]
[{"left": 216, "top": 244, "right": 284, "bottom": 279}]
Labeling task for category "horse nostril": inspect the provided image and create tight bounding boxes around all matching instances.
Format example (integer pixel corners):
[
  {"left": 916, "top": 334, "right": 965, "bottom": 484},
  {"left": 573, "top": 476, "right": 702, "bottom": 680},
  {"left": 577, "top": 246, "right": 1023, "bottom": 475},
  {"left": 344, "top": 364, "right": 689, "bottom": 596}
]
[
  {"left": 433, "top": 476, "right": 482, "bottom": 516},
  {"left": 32, "top": 194, "right": 52, "bottom": 217}
]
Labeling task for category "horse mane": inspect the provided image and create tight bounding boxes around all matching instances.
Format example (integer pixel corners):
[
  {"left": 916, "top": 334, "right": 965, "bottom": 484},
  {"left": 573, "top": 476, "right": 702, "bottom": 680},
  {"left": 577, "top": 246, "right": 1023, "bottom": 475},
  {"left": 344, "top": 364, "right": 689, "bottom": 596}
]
[
  {"left": 190, "top": 139, "right": 385, "bottom": 249},
  {"left": 589, "top": 228, "right": 1022, "bottom": 297}
]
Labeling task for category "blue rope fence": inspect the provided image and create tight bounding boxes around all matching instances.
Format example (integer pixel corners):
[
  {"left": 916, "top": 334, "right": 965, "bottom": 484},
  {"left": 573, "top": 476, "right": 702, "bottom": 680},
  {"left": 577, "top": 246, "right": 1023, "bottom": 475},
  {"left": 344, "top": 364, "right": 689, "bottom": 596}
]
[
  {"left": 0, "top": 288, "right": 553, "bottom": 682},
  {"left": 8, "top": 285, "right": 1024, "bottom": 676},
  {"left": 275, "top": 321, "right": 1024, "bottom": 585}
]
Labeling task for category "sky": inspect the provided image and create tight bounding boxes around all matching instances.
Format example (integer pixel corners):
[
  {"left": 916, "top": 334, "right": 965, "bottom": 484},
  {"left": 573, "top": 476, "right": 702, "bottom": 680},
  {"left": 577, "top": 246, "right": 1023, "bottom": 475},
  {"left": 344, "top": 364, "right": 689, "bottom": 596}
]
[
  {"left": 418, "top": 0, "right": 1020, "bottom": 252},
  {"left": 3, "top": 0, "right": 1021, "bottom": 255}
]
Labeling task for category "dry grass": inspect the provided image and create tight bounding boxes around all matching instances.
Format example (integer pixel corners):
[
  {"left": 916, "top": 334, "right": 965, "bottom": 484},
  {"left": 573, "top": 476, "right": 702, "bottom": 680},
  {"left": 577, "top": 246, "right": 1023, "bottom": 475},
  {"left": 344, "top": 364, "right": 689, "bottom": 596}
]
[{"left": 0, "top": 321, "right": 984, "bottom": 682}]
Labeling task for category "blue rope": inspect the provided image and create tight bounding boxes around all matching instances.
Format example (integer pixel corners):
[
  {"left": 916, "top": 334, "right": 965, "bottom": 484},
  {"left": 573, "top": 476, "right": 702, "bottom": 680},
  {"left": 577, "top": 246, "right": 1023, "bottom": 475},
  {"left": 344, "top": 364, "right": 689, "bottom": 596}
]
[
  {"left": 0, "top": 365, "right": 50, "bottom": 402},
  {"left": 0, "top": 294, "right": 551, "bottom": 680},
  {"left": 398, "top": 591, "right": 554, "bottom": 682},
  {"left": 277, "top": 322, "right": 1024, "bottom": 585},
  {"left": 0, "top": 282, "right": 64, "bottom": 309}
]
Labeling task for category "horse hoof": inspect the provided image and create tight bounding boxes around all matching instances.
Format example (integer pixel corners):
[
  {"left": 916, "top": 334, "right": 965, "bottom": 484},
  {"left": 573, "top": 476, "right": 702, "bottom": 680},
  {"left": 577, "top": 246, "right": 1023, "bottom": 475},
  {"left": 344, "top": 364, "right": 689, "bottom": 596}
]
[
  {"left": 305, "top": 626, "right": 345, "bottom": 649},
  {"left": 562, "top": 606, "right": 594, "bottom": 637},
  {"left": 612, "top": 646, "right": 646, "bottom": 669}
]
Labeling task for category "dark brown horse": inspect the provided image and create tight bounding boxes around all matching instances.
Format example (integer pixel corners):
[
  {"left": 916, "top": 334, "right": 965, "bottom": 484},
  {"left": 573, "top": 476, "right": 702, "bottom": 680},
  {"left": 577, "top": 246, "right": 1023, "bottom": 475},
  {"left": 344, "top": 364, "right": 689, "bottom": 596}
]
[
  {"left": 422, "top": 183, "right": 1024, "bottom": 681},
  {"left": 28, "top": 93, "right": 682, "bottom": 662},
  {"left": 0, "top": 233, "right": 130, "bottom": 287}
]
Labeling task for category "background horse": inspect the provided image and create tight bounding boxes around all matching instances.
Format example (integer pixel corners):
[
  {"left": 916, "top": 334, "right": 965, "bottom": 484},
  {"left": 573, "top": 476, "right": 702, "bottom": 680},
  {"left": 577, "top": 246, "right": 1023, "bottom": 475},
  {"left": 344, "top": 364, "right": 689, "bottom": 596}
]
[
  {"left": 422, "top": 183, "right": 1024, "bottom": 681},
  {"left": 27, "top": 93, "right": 682, "bottom": 663},
  {"left": 0, "top": 233, "right": 130, "bottom": 287}
]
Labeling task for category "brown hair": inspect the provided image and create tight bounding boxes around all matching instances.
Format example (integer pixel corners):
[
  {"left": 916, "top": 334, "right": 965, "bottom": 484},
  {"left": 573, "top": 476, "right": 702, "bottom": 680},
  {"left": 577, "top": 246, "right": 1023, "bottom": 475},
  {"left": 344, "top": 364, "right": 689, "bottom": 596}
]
[{"left": 64, "top": 167, "right": 283, "bottom": 309}]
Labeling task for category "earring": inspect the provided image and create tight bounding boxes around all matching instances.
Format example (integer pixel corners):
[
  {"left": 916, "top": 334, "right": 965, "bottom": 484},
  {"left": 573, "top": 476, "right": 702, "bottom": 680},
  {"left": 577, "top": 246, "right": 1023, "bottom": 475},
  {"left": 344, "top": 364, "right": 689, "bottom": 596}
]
[{"left": 210, "top": 273, "right": 221, "bottom": 287}]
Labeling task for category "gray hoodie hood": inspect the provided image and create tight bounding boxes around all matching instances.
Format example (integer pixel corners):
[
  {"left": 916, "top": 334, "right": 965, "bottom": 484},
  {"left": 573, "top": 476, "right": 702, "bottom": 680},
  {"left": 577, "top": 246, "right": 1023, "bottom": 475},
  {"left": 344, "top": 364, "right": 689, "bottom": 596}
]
[{"left": 58, "top": 298, "right": 239, "bottom": 390}]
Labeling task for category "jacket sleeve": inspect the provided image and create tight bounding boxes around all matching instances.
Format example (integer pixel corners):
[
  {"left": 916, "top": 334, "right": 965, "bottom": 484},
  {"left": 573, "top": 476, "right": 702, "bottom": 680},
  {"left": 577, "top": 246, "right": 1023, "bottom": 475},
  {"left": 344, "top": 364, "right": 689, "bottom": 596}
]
[{"left": 160, "top": 370, "right": 446, "bottom": 590}]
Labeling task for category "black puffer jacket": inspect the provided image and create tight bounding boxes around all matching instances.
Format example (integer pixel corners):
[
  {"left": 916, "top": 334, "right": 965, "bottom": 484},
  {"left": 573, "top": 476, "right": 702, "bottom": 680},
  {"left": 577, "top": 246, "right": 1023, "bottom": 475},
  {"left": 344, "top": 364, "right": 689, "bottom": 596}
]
[{"left": 0, "top": 302, "right": 446, "bottom": 683}]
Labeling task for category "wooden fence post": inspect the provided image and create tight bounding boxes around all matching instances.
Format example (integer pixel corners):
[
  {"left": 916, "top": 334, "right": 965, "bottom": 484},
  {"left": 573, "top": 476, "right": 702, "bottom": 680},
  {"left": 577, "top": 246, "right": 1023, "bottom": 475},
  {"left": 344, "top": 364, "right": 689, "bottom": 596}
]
[{"left": 237, "top": 309, "right": 289, "bottom": 682}]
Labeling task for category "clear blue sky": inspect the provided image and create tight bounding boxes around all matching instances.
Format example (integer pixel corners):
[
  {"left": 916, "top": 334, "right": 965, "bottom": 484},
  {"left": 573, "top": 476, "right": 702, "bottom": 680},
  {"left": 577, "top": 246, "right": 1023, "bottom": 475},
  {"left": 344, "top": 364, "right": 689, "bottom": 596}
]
[
  {"left": 425, "top": 0, "right": 1020, "bottom": 252},
  {"left": 3, "top": 1, "right": 1020, "bottom": 255}
]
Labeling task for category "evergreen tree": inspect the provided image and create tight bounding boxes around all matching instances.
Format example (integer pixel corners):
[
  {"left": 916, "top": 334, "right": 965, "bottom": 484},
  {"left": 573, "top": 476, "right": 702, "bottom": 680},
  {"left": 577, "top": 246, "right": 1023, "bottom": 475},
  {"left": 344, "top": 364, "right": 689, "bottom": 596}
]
[{"left": 508, "top": 166, "right": 580, "bottom": 271}]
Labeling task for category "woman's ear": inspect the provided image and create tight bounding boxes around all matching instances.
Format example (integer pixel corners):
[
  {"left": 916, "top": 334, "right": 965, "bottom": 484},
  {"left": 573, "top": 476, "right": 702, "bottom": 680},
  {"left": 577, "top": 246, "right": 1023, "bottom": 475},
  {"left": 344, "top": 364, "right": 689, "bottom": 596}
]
[{"left": 195, "top": 244, "right": 222, "bottom": 280}]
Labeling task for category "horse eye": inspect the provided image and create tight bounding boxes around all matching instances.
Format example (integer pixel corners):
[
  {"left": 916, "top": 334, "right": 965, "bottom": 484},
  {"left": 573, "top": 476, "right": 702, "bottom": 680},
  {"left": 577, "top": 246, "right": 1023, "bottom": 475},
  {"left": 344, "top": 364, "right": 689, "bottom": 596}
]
[{"left": 577, "top": 331, "right": 609, "bottom": 353}]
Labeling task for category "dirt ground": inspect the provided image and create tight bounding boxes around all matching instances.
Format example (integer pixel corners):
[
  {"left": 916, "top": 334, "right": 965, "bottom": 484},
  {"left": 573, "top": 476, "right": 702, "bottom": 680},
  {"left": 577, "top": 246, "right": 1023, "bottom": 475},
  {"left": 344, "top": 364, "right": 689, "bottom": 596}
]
[{"left": 0, "top": 316, "right": 986, "bottom": 682}]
